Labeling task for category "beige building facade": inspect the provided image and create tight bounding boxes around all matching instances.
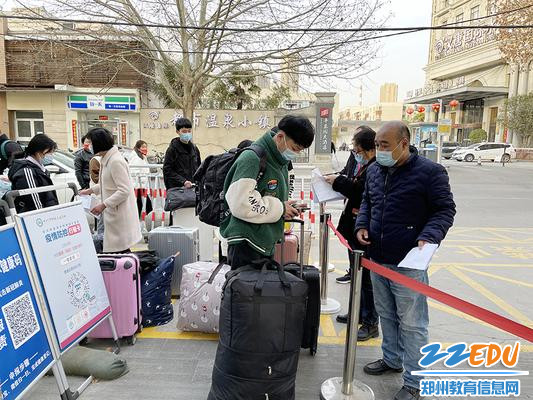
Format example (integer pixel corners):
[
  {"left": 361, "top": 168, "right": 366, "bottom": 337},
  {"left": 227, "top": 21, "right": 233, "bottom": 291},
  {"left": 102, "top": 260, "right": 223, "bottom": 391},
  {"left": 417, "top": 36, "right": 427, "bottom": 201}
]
[
  {"left": 380, "top": 83, "right": 398, "bottom": 103},
  {"left": 407, "top": 0, "right": 533, "bottom": 145}
]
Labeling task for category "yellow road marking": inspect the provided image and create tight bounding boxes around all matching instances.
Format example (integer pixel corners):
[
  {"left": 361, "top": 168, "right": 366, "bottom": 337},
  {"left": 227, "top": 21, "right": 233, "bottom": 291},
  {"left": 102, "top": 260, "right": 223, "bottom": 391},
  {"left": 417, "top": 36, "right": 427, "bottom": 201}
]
[
  {"left": 483, "top": 229, "right": 516, "bottom": 242},
  {"left": 455, "top": 266, "right": 533, "bottom": 289},
  {"left": 448, "top": 267, "right": 533, "bottom": 327},
  {"left": 432, "top": 262, "right": 533, "bottom": 268},
  {"left": 320, "top": 314, "right": 338, "bottom": 337},
  {"left": 428, "top": 265, "right": 443, "bottom": 277},
  {"left": 456, "top": 245, "right": 487, "bottom": 258},
  {"left": 137, "top": 328, "right": 219, "bottom": 341}
]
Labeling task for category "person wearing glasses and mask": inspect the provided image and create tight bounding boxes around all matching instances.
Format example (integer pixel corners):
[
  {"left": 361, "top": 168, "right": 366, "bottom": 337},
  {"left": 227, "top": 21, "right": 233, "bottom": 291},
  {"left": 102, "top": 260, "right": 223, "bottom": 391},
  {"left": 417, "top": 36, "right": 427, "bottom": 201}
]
[
  {"left": 324, "top": 126, "right": 379, "bottom": 341},
  {"left": 8, "top": 134, "right": 59, "bottom": 213},
  {"left": 220, "top": 115, "right": 314, "bottom": 269}
]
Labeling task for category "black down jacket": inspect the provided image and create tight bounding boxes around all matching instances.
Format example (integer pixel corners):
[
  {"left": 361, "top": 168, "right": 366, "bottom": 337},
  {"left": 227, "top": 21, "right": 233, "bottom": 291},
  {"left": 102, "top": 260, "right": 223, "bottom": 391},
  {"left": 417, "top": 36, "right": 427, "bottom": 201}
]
[
  {"left": 163, "top": 138, "right": 201, "bottom": 189},
  {"left": 355, "top": 147, "right": 456, "bottom": 265}
]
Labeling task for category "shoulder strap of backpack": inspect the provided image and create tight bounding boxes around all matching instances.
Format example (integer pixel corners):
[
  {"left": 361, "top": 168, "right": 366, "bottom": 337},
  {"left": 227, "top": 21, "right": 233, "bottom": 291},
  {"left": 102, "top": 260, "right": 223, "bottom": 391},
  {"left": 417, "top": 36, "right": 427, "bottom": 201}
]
[{"left": 246, "top": 144, "right": 267, "bottom": 181}]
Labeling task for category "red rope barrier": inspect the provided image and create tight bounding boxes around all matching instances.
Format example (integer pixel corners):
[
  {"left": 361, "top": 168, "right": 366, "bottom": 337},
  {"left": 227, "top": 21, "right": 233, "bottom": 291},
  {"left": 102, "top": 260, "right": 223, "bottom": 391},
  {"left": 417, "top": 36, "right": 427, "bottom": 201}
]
[{"left": 326, "top": 219, "right": 533, "bottom": 342}]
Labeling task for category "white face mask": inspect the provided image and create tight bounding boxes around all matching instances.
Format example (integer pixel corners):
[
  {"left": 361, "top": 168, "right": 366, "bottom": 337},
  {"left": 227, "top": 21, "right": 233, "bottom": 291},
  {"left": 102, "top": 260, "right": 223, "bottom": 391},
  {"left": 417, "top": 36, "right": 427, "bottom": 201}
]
[{"left": 376, "top": 141, "right": 403, "bottom": 167}]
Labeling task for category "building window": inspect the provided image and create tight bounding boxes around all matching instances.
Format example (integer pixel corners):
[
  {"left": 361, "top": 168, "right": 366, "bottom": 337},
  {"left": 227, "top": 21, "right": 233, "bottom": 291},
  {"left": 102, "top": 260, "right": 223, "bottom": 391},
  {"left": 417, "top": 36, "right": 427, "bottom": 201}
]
[
  {"left": 470, "top": 5, "right": 480, "bottom": 20},
  {"left": 15, "top": 111, "right": 44, "bottom": 143},
  {"left": 456, "top": 13, "right": 464, "bottom": 23}
]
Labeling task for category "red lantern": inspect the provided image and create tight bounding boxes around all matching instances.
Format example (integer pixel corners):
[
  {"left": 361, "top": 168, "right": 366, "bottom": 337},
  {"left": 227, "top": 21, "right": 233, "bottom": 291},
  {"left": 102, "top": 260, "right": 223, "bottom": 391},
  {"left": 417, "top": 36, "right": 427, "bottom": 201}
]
[
  {"left": 449, "top": 99, "right": 459, "bottom": 110},
  {"left": 432, "top": 103, "right": 441, "bottom": 112},
  {"left": 418, "top": 106, "right": 426, "bottom": 113},
  {"left": 406, "top": 107, "right": 414, "bottom": 115}
]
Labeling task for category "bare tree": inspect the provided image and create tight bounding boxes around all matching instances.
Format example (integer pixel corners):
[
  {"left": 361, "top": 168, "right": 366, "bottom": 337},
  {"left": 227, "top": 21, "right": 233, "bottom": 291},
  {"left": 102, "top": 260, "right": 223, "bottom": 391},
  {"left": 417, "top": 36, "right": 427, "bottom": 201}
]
[{"left": 16, "top": 0, "right": 388, "bottom": 118}]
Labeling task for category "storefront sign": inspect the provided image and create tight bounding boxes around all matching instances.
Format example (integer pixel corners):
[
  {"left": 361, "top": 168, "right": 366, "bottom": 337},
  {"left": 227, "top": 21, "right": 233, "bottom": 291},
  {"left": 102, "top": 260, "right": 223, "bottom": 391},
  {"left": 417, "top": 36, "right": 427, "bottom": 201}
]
[
  {"left": 68, "top": 95, "right": 137, "bottom": 111},
  {"left": 120, "top": 123, "right": 127, "bottom": 146},
  {"left": 315, "top": 106, "right": 333, "bottom": 154},
  {"left": 142, "top": 110, "right": 271, "bottom": 131},
  {"left": 71, "top": 120, "right": 78, "bottom": 148},
  {"left": 434, "top": 28, "right": 497, "bottom": 61},
  {"left": 407, "top": 76, "right": 466, "bottom": 100},
  {"left": 438, "top": 119, "right": 452, "bottom": 135},
  {"left": 0, "top": 225, "right": 55, "bottom": 400},
  {"left": 18, "top": 204, "right": 110, "bottom": 353}
]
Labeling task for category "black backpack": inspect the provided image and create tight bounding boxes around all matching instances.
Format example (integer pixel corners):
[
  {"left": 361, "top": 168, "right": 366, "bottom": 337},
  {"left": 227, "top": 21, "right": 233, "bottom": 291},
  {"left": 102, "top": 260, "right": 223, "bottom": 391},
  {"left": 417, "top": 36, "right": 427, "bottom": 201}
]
[
  {"left": 194, "top": 144, "right": 267, "bottom": 227},
  {"left": 0, "top": 138, "right": 23, "bottom": 173}
]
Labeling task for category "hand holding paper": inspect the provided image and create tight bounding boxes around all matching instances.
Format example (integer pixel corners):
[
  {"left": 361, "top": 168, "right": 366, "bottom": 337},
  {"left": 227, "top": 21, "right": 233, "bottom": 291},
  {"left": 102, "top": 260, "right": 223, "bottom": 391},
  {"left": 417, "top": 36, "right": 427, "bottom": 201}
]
[{"left": 398, "top": 243, "right": 438, "bottom": 271}]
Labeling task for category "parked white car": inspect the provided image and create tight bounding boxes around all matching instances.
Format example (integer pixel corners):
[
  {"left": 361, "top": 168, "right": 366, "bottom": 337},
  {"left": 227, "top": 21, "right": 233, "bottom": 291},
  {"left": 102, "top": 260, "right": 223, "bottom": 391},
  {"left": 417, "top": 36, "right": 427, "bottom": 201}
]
[
  {"left": 451, "top": 143, "right": 516, "bottom": 163},
  {"left": 44, "top": 150, "right": 80, "bottom": 203}
]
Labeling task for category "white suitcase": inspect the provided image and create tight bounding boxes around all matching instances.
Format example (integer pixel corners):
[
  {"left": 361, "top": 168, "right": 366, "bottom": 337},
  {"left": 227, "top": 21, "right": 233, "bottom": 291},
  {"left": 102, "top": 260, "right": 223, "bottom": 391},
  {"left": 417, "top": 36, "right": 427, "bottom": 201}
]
[{"left": 177, "top": 262, "right": 230, "bottom": 333}]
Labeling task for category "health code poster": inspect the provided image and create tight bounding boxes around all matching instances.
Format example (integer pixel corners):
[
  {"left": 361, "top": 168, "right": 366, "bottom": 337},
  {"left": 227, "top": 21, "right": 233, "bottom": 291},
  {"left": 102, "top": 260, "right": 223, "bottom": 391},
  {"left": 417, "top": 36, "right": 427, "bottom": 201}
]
[{"left": 19, "top": 204, "right": 110, "bottom": 352}]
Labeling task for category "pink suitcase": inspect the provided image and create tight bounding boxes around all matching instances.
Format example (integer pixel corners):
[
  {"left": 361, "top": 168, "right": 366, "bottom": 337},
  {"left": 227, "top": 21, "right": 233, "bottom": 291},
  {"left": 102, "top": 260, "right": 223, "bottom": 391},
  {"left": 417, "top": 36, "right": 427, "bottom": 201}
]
[
  {"left": 274, "top": 233, "right": 298, "bottom": 265},
  {"left": 89, "top": 254, "right": 142, "bottom": 345}
]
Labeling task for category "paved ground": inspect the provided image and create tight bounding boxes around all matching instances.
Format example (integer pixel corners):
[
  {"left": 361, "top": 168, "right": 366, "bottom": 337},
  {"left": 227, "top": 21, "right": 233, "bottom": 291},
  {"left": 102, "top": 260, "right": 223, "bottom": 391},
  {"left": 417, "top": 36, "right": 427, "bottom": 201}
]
[{"left": 26, "top": 155, "right": 533, "bottom": 400}]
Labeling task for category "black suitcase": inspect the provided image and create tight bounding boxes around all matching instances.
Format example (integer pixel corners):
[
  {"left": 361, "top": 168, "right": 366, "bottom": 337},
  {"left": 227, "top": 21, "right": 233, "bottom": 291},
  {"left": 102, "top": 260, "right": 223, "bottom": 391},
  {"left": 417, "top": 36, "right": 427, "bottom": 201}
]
[
  {"left": 208, "top": 260, "right": 308, "bottom": 400},
  {"left": 281, "top": 219, "right": 320, "bottom": 356}
]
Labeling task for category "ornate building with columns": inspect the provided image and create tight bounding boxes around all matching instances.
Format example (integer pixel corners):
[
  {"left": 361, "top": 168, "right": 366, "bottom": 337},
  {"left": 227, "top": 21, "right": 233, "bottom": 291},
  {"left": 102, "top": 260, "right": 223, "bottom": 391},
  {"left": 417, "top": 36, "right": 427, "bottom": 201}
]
[{"left": 406, "top": 0, "right": 532, "bottom": 146}]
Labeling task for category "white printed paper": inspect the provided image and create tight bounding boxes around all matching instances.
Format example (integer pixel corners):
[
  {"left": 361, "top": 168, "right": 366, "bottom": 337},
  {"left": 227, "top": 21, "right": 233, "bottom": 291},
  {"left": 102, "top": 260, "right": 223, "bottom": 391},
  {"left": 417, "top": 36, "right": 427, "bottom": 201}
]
[
  {"left": 398, "top": 244, "right": 439, "bottom": 271},
  {"left": 79, "top": 195, "right": 100, "bottom": 219},
  {"left": 310, "top": 168, "right": 346, "bottom": 203}
]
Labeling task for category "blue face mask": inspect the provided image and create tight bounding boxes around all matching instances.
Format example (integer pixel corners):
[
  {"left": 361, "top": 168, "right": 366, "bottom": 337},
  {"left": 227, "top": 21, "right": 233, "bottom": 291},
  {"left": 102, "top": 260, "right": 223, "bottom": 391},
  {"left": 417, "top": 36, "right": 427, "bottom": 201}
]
[
  {"left": 354, "top": 152, "right": 367, "bottom": 165},
  {"left": 282, "top": 135, "right": 300, "bottom": 161},
  {"left": 180, "top": 133, "right": 192, "bottom": 143},
  {"left": 376, "top": 141, "right": 403, "bottom": 167},
  {"left": 42, "top": 154, "right": 53, "bottom": 165}
]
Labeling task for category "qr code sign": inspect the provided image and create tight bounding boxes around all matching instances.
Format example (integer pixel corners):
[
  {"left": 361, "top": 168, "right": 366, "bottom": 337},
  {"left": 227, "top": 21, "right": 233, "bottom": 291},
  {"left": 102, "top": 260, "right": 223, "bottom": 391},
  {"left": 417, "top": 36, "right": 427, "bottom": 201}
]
[{"left": 1, "top": 291, "right": 40, "bottom": 349}]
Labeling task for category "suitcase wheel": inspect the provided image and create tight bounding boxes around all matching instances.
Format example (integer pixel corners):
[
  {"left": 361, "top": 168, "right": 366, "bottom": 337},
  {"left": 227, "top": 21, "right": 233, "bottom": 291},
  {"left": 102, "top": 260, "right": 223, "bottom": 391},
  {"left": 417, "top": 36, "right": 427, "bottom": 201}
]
[{"left": 126, "top": 335, "right": 137, "bottom": 346}]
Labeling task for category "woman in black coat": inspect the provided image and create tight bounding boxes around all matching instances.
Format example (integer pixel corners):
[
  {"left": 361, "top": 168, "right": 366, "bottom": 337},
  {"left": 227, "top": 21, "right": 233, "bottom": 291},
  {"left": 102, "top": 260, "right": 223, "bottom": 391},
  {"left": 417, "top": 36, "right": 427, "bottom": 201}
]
[
  {"left": 8, "top": 134, "right": 59, "bottom": 213},
  {"left": 324, "top": 126, "right": 379, "bottom": 340}
]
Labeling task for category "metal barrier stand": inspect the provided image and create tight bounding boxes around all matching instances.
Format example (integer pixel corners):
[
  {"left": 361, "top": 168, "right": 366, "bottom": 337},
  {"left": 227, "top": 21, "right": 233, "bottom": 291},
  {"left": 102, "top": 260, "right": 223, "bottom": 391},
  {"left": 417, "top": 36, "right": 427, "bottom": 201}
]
[
  {"left": 319, "top": 205, "right": 341, "bottom": 314},
  {"left": 320, "top": 250, "right": 374, "bottom": 400}
]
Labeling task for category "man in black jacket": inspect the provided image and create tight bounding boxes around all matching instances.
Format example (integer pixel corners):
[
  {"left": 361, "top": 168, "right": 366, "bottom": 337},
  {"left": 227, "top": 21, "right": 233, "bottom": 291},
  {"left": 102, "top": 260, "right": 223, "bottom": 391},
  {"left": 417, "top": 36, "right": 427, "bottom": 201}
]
[
  {"left": 163, "top": 118, "right": 201, "bottom": 189},
  {"left": 355, "top": 121, "right": 455, "bottom": 400},
  {"left": 74, "top": 135, "right": 93, "bottom": 189}
]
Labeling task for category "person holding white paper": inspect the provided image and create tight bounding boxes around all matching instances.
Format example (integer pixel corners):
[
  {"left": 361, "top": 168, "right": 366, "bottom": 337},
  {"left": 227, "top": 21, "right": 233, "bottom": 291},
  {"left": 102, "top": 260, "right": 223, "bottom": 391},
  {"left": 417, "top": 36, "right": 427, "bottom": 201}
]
[{"left": 355, "top": 121, "right": 456, "bottom": 400}]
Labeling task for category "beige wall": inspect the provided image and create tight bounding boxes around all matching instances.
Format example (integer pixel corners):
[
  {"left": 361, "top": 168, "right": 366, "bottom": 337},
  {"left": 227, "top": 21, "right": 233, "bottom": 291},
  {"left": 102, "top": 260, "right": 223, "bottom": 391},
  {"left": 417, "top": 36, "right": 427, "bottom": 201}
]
[
  {"left": 6, "top": 91, "right": 69, "bottom": 149},
  {"left": 140, "top": 109, "right": 276, "bottom": 157}
]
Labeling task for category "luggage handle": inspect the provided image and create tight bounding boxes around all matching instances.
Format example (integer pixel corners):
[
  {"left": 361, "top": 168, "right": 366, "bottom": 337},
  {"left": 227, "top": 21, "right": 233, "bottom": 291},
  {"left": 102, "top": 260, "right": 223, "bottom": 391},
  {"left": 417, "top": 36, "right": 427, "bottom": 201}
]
[
  {"left": 282, "top": 218, "right": 305, "bottom": 277},
  {"left": 254, "top": 260, "right": 291, "bottom": 295},
  {"left": 207, "top": 262, "right": 227, "bottom": 284}
]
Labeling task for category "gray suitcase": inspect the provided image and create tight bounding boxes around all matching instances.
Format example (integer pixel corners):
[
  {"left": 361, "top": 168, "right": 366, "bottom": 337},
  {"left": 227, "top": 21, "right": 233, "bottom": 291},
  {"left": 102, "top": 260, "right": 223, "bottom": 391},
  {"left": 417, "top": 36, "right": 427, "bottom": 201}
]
[{"left": 148, "top": 226, "right": 200, "bottom": 297}]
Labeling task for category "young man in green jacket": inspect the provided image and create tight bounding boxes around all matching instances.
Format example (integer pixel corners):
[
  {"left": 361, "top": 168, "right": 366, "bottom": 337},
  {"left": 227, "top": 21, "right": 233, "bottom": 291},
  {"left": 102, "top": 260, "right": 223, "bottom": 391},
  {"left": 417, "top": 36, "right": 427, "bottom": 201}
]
[{"left": 221, "top": 115, "right": 315, "bottom": 269}]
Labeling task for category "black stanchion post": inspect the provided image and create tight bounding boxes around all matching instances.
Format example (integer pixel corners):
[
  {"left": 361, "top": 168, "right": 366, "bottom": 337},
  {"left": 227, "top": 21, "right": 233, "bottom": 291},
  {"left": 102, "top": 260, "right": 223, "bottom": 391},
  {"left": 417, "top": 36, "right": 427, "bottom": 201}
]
[{"left": 320, "top": 250, "right": 374, "bottom": 400}]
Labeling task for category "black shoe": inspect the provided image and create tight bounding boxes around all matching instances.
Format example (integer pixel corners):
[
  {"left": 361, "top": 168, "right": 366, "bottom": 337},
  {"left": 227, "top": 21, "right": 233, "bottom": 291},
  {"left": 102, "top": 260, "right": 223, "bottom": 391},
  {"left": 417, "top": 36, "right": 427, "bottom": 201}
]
[
  {"left": 336, "top": 272, "right": 351, "bottom": 284},
  {"left": 357, "top": 324, "right": 379, "bottom": 341},
  {"left": 394, "top": 385, "right": 421, "bottom": 400},
  {"left": 363, "top": 359, "right": 403, "bottom": 376},
  {"left": 335, "top": 313, "right": 363, "bottom": 324},
  {"left": 336, "top": 313, "right": 348, "bottom": 323}
]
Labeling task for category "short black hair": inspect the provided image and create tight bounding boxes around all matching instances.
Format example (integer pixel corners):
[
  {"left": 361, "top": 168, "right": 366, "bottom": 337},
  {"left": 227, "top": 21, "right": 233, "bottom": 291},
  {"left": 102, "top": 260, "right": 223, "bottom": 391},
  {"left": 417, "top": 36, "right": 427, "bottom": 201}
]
[
  {"left": 25, "top": 134, "right": 57, "bottom": 157},
  {"left": 354, "top": 127, "right": 376, "bottom": 151},
  {"left": 86, "top": 127, "right": 115, "bottom": 154},
  {"left": 277, "top": 115, "right": 314, "bottom": 148},
  {"left": 400, "top": 124, "right": 411, "bottom": 141},
  {"left": 81, "top": 134, "right": 90, "bottom": 143},
  {"left": 237, "top": 139, "right": 253, "bottom": 149},
  {"left": 175, "top": 118, "right": 192, "bottom": 131},
  {"left": 134, "top": 140, "right": 147, "bottom": 150}
]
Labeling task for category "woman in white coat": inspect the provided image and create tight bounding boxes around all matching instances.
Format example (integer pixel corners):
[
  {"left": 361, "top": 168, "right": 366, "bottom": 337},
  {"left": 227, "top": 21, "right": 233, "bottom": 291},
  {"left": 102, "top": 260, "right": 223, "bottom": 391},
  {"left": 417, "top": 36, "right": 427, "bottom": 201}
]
[
  {"left": 129, "top": 140, "right": 152, "bottom": 216},
  {"left": 80, "top": 128, "right": 142, "bottom": 253}
]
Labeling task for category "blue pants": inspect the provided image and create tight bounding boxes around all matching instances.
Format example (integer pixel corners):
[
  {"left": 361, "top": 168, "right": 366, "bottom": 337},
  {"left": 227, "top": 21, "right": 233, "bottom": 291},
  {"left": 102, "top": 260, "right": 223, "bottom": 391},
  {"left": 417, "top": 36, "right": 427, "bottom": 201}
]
[{"left": 371, "top": 263, "right": 429, "bottom": 389}]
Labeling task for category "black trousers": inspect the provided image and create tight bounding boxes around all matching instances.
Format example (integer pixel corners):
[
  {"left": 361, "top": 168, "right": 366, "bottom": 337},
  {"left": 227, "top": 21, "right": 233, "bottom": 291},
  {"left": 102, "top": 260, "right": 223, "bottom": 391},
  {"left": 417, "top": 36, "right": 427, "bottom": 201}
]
[
  {"left": 347, "top": 244, "right": 379, "bottom": 326},
  {"left": 227, "top": 242, "right": 271, "bottom": 270}
]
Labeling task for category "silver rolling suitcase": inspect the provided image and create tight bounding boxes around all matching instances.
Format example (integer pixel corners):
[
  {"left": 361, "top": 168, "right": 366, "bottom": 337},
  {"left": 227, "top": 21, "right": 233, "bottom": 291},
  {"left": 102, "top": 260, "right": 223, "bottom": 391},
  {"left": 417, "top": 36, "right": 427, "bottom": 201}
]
[{"left": 148, "top": 226, "right": 200, "bottom": 297}]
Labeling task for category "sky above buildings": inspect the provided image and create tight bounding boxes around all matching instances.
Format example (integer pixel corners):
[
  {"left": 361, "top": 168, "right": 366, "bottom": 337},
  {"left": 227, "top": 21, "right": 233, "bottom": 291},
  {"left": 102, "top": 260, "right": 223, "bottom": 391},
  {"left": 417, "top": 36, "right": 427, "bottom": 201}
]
[
  {"left": 1, "top": 0, "right": 432, "bottom": 108},
  {"left": 334, "top": 0, "right": 433, "bottom": 108}
]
